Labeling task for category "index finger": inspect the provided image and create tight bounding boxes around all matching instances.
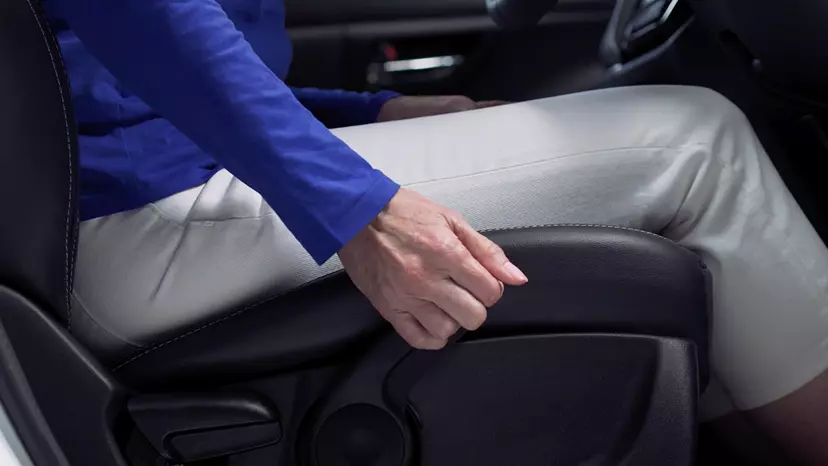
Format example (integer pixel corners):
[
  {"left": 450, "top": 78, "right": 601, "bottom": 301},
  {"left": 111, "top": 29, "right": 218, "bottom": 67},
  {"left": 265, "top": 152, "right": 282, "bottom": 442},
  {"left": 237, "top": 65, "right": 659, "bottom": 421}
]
[
  {"left": 450, "top": 217, "right": 528, "bottom": 286},
  {"left": 449, "top": 250, "right": 504, "bottom": 308}
]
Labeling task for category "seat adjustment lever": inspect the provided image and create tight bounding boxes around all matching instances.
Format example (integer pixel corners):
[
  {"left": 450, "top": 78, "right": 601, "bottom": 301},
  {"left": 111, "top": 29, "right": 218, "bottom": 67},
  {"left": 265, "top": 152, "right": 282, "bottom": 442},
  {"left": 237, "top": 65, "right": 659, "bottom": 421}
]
[{"left": 128, "top": 391, "right": 282, "bottom": 463}]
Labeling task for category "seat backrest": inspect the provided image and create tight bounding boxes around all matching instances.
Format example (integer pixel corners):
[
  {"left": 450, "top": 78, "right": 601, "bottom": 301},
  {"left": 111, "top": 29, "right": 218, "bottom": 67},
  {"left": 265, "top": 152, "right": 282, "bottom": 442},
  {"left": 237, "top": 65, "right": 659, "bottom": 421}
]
[{"left": 0, "top": 0, "right": 78, "bottom": 325}]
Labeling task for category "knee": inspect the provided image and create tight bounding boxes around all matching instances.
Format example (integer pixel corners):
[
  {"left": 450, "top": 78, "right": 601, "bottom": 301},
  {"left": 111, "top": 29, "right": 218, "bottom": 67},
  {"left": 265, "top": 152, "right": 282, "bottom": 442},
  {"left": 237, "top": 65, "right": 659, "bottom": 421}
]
[
  {"left": 618, "top": 86, "right": 753, "bottom": 150},
  {"left": 665, "top": 86, "right": 760, "bottom": 168},
  {"left": 670, "top": 86, "right": 750, "bottom": 133},
  {"left": 676, "top": 86, "right": 742, "bottom": 114}
]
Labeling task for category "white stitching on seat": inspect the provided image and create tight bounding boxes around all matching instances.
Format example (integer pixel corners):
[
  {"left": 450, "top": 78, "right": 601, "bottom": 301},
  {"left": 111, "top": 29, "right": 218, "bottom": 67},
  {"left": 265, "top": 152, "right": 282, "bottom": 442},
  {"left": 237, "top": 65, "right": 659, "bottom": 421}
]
[
  {"left": 23, "top": 0, "right": 74, "bottom": 329},
  {"left": 111, "top": 269, "right": 344, "bottom": 371},
  {"left": 110, "top": 224, "right": 680, "bottom": 371},
  {"left": 43, "top": 7, "right": 80, "bottom": 315},
  {"left": 480, "top": 223, "right": 675, "bottom": 243}
]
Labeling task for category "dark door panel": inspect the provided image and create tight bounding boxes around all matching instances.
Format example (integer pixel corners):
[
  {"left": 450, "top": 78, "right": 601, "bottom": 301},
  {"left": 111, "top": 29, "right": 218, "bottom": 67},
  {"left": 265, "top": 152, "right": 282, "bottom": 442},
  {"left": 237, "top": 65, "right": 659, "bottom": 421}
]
[
  {"left": 286, "top": 0, "right": 615, "bottom": 105},
  {"left": 285, "top": 0, "right": 485, "bottom": 26},
  {"left": 286, "top": 0, "right": 614, "bottom": 26}
]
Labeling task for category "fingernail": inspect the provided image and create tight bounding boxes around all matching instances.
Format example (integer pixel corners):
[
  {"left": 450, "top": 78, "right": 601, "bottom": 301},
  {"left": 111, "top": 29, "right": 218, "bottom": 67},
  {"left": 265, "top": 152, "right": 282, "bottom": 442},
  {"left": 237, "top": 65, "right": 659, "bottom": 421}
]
[{"left": 505, "top": 261, "right": 528, "bottom": 283}]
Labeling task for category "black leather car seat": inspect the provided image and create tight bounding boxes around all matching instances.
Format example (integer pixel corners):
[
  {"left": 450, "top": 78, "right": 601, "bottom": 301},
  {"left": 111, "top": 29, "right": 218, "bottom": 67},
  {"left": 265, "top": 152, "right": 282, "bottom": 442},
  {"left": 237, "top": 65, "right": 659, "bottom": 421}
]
[{"left": 0, "top": 1, "right": 711, "bottom": 465}]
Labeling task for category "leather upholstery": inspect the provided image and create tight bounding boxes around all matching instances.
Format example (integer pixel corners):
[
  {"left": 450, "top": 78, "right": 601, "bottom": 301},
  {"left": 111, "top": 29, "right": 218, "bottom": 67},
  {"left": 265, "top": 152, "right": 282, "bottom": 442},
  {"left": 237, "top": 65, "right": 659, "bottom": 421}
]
[
  {"left": 109, "top": 225, "right": 709, "bottom": 390},
  {"left": 0, "top": 0, "right": 79, "bottom": 325}
]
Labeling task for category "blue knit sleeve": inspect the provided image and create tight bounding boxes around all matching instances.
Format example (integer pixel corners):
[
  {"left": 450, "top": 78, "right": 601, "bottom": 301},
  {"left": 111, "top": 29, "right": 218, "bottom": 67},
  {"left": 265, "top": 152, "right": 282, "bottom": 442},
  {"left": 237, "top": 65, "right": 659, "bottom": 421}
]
[
  {"left": 291, "top": 87, "right": 401, "bottom": 127},
  {"left": 52, "top": 0, "right": 400, "bottom": 263}
]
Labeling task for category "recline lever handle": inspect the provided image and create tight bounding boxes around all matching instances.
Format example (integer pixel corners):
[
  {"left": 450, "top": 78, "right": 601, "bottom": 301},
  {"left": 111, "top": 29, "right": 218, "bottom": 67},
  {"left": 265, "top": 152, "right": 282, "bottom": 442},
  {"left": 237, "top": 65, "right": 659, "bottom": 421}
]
[{"left": 128, "top": 391, "right": 282, "bottom": 463}]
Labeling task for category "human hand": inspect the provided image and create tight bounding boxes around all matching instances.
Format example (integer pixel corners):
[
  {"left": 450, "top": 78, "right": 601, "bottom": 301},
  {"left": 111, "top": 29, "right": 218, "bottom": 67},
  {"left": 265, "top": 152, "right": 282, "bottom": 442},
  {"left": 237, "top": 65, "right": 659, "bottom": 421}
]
[
  {"left": 377, "top": 95, "right": 509, "bottom": 122},
  {"left": 338, "top": 188, "right": 528, "bottom": 350}
]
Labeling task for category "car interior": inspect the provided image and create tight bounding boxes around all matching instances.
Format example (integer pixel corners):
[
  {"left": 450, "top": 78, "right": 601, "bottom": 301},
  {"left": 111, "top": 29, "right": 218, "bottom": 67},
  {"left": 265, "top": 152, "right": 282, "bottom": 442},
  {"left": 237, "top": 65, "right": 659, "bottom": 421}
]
[{"left": 0, "top": 0, "right": 825, "bottom": 465}]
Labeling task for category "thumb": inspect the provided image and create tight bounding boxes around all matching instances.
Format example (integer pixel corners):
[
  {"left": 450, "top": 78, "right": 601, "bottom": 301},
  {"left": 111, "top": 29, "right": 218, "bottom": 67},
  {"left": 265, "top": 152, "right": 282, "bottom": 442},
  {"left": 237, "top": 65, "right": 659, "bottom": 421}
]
[{"left": 450, "top": 217, "right": 528, "bottom": 286}]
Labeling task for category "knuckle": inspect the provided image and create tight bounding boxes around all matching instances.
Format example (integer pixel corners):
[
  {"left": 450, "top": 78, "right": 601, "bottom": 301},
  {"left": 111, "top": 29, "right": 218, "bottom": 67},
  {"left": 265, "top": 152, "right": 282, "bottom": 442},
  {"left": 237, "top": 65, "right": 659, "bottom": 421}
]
[
  {"left": 483, "top": 281, "right": 505, "bottom": 307},
  {"left": 459, "top": 261, "right": 501, "bottom": 306},
  {"left": 409, "top": 332, "right": 430, "bottom": 349},
  {"left": 393, "top": 314, "right": 430, "bottom": 349},
  {"left": 484, "top": 241, "right": 504, "bottom": 258},
  {"left": 412, "top": 339, "right": 429, "bottom": 350},
  {"left": 411, "top": 332, "right": 445, "bottom": 350},
  {"left": 415, "top": 227, "right": 442, "bottom": 246},
  {"left": 436, "top": 318, "right": 460, "bottom": 340},
  {"left": 401, "top": 253, "right": 424, "bottom": 273},
  {"left": 402, "top": 258, "right": 431, "bottom": 286},
  {"left": 481, "top": 293, "right": 498, "bottom": 308},
  {"left": 406, "top": 263, "right": 428, "bottom": 283},
  {"left": 435, "top": 236, "right": 464, "bottom": 256},
  {"left": 431, "top": 338, "right": 449, "bottom": 350},
  {"left": 472, "top": 275, "right": 500, "bottom": 307},
  {"left": 466, "top": 307, "right": 488, "bottom": 331},
  {"left": 416, "top": 230, "right": 461, "bottom": 259},
  {"left": 407, "top": 272, "right": 435, "bottom": 297},
  {"left": 443, "top": 207, "right": 461, "bottom": 220}
]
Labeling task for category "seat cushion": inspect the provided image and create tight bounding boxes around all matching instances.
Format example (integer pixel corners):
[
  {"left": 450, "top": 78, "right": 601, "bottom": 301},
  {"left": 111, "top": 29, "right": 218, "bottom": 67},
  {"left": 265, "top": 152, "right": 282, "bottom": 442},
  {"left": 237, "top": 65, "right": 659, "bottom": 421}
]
[{"left": 70, "top": 225, "right": 710, "bottom": 389}]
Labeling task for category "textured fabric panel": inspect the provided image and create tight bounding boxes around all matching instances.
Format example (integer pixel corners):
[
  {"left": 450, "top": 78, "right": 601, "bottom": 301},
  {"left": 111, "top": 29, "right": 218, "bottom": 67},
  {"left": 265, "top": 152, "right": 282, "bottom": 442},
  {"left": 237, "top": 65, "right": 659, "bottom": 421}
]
[{"left": 75, "top": 85, "right": 828, "bottom": 417}]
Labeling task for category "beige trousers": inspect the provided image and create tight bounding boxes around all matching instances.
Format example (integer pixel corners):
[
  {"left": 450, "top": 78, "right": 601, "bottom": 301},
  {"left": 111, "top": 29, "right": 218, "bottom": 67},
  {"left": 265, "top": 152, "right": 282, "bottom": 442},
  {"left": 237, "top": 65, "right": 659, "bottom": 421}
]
[{"left": 75, "top": 86, "right": 828, "bottom": 419}]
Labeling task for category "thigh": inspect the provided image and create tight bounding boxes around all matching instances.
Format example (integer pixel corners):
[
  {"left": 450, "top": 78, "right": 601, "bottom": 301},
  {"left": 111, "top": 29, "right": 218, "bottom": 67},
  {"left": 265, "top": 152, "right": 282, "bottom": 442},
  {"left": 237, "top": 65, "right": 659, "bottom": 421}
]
[
  {"left": 73, "top": 85, "right": 731, "bottom": 359},
  {"left": 333, "top": 85, "right": 727, "bottom": 233},
  {"left": 336, "top": 85, "right": 726, "bottom": 189},
  {"left": 74, "top": 86, "right": 724, "bottom": 346},
  {"left": 74, "top": 170, "right": 343, "bottom": 345}
]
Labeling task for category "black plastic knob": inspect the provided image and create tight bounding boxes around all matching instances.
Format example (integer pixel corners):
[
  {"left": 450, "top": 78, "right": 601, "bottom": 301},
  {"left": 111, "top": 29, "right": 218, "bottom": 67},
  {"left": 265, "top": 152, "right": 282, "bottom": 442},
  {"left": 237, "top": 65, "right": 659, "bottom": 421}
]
[{"left": 315, "top": 404, "right": 405, "bottom": 466}]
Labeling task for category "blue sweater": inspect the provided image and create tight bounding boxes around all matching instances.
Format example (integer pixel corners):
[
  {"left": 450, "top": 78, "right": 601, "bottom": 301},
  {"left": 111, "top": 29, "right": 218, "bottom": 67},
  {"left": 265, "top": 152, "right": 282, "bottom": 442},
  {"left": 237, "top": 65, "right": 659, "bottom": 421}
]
[{"left": 44, "top": 0, "right": 401, "bottom": 263}]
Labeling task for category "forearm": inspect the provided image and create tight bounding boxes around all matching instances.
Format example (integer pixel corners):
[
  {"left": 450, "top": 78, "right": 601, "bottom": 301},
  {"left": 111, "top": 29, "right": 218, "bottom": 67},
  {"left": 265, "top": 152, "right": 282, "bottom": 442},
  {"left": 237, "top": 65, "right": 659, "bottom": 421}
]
[{"left": 54, "top": 0, "right": 398, "bottom": 262}]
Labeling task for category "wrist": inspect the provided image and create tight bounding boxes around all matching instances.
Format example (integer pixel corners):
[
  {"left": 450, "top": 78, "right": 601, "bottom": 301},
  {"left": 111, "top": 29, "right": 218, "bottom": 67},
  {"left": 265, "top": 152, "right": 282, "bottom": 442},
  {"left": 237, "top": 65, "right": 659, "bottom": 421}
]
[{"left": 371, "top": 90, "right": 404, "bottom": 122}]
